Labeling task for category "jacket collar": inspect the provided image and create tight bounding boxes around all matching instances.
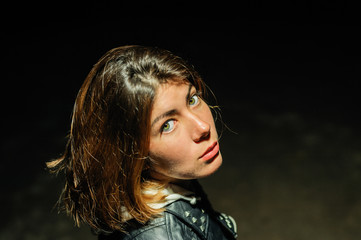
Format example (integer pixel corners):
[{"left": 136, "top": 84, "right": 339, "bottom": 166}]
[
  {"left": 147, "top": 183, "right": 201, "bottom": 209},
  {"left": 121, "top": 182, "right": 200, "bottom": 221},
  {"left": 165, "top": 199, "right": 238, "bottom": 239}
]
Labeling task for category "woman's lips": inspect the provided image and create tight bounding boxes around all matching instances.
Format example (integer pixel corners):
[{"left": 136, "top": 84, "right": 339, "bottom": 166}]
[{"left": 199, "top": 142, "right": 219, "bottom": 161}]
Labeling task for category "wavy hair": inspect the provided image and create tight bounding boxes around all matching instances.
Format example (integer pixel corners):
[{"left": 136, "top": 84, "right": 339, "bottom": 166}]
[{"left": 47, "top": 46, "right": 206, "bottom": 232}]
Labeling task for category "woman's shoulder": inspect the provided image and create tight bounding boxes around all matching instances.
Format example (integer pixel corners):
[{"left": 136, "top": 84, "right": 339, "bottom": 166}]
[
  {"left": 98, "top": 205, "right": 193, "bottom": 240},
  {"left": 97, "top": 200, "right": 195, "bottom": 240},
  {"left": 98, "top": 199, "right": 237, "bottom": 240},
  {"left": 98, "top": 216, "right": 168, "bottom": 240}
]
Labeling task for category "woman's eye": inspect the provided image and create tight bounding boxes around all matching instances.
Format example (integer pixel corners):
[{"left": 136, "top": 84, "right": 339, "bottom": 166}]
[
  {"left": 161, "top": 120, "right": 175, "bottom": 133},
  {"left": 189, "top": 94, "right": 200, "bottom": 106}
]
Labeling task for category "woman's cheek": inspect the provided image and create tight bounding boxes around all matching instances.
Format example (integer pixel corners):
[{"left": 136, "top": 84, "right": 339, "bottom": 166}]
[{"left": 152, "top": 140, "right": 186, "bottom": 164}]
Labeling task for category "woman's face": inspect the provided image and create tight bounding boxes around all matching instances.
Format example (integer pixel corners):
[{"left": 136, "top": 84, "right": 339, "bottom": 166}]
[{"left": 148, "top": 81, "right": 222, "bottom": 182}]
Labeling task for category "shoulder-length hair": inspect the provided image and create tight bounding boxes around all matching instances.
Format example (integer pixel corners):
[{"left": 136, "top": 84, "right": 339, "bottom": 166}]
[{"left": 48, "top": 45, "right": 206, "bottom": 232}]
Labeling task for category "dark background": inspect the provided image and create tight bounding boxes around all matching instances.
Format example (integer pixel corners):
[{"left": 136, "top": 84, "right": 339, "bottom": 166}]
[{"left": 2, "top": 2, "right": 361, "bottom": 239}]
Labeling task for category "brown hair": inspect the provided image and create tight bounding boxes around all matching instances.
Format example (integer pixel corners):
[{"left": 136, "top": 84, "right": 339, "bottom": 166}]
[{"left": 48, "top": 45, "right": 206, "bottom": 232}]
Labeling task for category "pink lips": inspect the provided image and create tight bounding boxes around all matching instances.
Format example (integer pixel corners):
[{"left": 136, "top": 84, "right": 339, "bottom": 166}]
[{"left": 199, "top": 142, "right": 219, "bottom": 161}]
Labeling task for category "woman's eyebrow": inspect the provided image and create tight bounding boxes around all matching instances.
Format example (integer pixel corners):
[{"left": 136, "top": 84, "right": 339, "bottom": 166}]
[
  {"left": 151, "top": 109, "right": 178, "bottom": 127},
  {"left": 151, "top": 84, "right": 193, "bottom": 127}
]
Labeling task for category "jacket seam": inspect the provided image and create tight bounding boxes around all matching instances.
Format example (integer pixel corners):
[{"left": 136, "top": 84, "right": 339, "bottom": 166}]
[{"left": 164, "top": 212, "right": 173, "bottom": 240}]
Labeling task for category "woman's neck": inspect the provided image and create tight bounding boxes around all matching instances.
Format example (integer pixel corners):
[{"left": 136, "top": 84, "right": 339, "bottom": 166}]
[{"left": 149, "top": 170, "right": 196, "bottom": 191}]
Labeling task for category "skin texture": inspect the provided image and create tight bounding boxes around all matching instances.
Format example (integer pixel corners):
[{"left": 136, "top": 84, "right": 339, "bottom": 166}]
[{"left": 148, "top": 82, "right": 223, "bottom": 182}]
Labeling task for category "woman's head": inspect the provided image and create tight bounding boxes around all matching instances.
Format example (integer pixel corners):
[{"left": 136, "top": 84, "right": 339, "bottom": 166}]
[
  {"left": 149, "top": 82, "right": 222, "bottom": 181},
  {"left": 48, "top": 45, "right": 221, "bottom": 232}
]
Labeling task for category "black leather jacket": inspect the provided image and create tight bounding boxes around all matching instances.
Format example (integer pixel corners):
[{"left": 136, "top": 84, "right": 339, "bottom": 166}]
[{"left": 98, "top": 198, "right": 237, "bottom": 240}]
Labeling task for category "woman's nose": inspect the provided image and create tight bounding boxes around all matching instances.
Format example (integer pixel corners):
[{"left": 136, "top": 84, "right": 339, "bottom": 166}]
[{"left": 190, "top": 114, "right": 210, "bottom": 143}]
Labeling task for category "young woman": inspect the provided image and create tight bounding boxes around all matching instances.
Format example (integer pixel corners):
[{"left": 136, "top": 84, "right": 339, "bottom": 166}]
[{"left": 48, "top": 45, "right": 237, "bottom": 239}]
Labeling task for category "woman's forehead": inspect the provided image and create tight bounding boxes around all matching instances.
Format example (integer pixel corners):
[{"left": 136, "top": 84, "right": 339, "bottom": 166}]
[
  {"left": 150, "top": 82, "right": 193, "bottom": 123},
  {"left": 154, "top": 82, "right": 192, "bottom": 106}
]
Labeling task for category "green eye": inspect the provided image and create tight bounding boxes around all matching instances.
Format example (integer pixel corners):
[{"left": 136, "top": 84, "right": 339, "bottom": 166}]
[
  {"left": 189, "top": 94, "right": 200, "bottom": 106},
  {"left": 162, "top": 120, "right": 175, "bottom": 133}
]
